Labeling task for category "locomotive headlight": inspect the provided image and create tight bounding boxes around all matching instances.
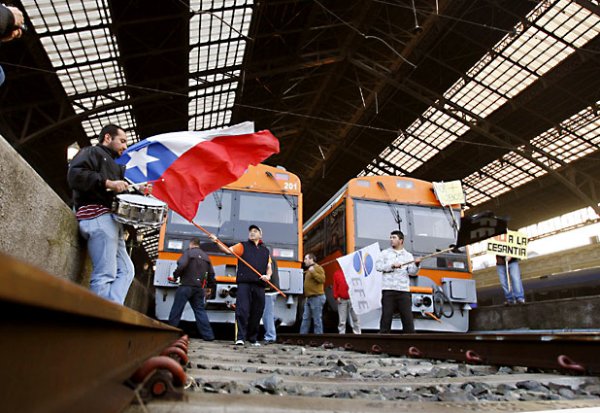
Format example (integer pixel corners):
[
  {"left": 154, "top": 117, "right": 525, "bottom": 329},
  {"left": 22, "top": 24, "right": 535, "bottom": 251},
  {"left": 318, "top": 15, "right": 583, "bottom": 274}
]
[
  {"left": 273, "top": 248, "right": 294, "bottom": 258},
  {"left": 167, "top": 239, "right": 183, "bottom": 250}
]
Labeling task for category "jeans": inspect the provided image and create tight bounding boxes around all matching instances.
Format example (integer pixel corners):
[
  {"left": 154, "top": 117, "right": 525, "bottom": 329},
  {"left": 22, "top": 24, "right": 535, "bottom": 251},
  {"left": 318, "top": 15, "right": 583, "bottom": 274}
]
[
  {"left": 379, "top": 290, "right": 415, "bottom": 334},
  {"left": 168, "top": 286, "right": 215, "bottom": 340},
  {"left": 300, "top": 294, "right": 326, "bottom": 334},
  {"left": 79, "top": 214, "right": 134, "bottom": 304},
  {"left": 262, "top": 292, "right": 277, "bottom": 341},
  {"left": 497, "top": 261, "right": 525, "bottom": 302},
  {"left": 235, "top": 283, "right": 265, "bottom": 342},
  {"left": 337, "top": 298, "right": 361, "bottom": 334}
]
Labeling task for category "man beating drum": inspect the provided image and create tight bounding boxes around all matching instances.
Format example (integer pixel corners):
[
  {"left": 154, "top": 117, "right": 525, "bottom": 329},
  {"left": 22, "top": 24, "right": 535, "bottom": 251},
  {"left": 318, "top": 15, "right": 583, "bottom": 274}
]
[{"left": 67, "top": 124, "right": 136, "bottom": 304}]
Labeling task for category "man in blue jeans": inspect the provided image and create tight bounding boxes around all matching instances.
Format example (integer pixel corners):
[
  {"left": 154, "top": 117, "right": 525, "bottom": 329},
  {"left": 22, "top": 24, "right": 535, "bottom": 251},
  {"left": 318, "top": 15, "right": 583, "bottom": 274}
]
[
  {"left": 67, "top": 124, "right": 135, "bottom": 304},
  {"left": 300, "top": 253, "right": 326, "bottom": 334},
  {"left": 496, "top": 255, "right": 525, "bottom": 305},
  {"left": 167, "top": 238, "right": 215, "bottom": 340}
]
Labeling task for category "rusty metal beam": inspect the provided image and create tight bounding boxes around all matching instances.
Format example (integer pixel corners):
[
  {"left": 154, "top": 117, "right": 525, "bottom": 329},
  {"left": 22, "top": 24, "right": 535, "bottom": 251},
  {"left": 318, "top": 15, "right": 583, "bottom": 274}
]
[{"left": 0, "top": 253, "right": 181, "bottom": 412}]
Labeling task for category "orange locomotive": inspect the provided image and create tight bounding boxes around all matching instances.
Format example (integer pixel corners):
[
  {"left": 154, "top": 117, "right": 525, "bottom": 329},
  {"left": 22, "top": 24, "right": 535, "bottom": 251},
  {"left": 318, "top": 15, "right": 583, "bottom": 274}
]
[
  {"left": 303, "top": 176, "right": 476, "bottom": 332},
  {"left": 154, "top": 164, "right": 304, "bottom": 326}
]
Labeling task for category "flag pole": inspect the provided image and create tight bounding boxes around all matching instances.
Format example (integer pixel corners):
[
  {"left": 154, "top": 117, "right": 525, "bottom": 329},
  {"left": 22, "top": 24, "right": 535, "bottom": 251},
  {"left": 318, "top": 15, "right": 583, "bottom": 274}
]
[{"left": 190, "top": 221, "right": 287, "bottom": 298}]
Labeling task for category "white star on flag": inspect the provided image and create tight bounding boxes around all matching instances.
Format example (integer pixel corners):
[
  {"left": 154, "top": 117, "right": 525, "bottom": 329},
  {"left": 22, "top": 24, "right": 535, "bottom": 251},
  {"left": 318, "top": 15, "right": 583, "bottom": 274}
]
[{"left": 125, "top": 146, "right": 160, "bottom": 178}]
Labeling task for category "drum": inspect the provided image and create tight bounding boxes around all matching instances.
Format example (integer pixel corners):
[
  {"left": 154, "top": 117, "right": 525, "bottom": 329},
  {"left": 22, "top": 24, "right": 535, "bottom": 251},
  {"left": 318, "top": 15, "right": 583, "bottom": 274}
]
[{"left": 112, "top": 194, "right": 167, "bottom": 228}]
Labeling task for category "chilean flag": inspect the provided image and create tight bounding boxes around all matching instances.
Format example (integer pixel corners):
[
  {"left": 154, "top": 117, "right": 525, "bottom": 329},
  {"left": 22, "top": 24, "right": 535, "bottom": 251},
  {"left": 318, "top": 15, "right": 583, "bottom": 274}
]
[{"left": 116, "top": 122, "right": 279, "bottom": 221}]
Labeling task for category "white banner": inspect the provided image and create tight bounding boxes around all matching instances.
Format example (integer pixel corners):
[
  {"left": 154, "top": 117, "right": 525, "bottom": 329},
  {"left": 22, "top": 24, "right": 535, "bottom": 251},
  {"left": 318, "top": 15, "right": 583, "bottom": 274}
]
[
  {"left": 432, "top": 180, "right": 466, "bottom": 206},
  {"left": 336, "top": 243, "right": 382, "bottom": 315}
]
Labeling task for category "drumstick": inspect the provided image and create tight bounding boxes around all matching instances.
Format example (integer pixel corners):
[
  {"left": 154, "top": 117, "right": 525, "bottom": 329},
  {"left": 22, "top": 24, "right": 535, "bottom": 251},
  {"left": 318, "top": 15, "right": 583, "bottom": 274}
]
[{"left": 106, "top": 178, "right": 164, "bottom": 192}]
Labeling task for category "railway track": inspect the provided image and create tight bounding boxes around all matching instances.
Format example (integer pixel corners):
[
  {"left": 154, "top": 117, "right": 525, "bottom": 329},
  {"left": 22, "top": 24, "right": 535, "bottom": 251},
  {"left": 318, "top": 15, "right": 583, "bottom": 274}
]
[
  {"left": 126, "top": 338, "right": 600, "bottom": 412},
  {"left": 278, "top": 332, "right": 600, "bottom": 374},
  {"left": 4, "top": 252, "right": 600, "bottom": 412},
  {"left": 0, "top": 253, "right": 184, "bottom": 413}
]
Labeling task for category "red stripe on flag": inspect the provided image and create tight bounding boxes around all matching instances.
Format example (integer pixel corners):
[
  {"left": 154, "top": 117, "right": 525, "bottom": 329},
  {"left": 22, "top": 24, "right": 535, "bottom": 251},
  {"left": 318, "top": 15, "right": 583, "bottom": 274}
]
[{"left": 152, "top": 130, "right": 279, "bottom": 221}]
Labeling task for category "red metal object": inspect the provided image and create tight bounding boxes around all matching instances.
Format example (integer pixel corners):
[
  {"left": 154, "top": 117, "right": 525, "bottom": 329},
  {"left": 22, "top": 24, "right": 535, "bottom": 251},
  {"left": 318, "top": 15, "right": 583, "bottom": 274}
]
[
  {"left": 408, "top": 346, "right": 423, "bottom": 358},
  {"left": 176, "top": 338, "right": 189, "bottom": 346},
  {"left": 465, "top": 349, "right": 483, "bottom": 363},
  {"left": 161, "top": 346, "right": 189, "bottom": 365},
  {"left": 171, "top": 341, "right": 188, "bottom": 354},
  {"left": 371, "top": 344, "right": 382, "bottom": 354},
  {"left": 277, "top": 332, "right": 600, "bottom": 374},
  {"left": 323, "top": 341, "right": 334, "bottom": 349},
  {"left": 131, "top": 356, "right": 187, "bottom": 386},
  {"left": 558, "top": 355, "right": 586, "bottom": 373},
  {"left": 152, "top": 381, "right": 167, "bottom": 396}
]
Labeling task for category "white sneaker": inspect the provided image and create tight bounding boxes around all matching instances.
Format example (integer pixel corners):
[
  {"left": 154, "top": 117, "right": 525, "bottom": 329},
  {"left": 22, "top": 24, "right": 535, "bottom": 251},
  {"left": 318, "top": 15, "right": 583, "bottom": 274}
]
[
  {"left": 235, "top": 339, "right": 245, "bottom": 346},
  {"left": 250, "top": 342, "right": 261, "bottom": 347}
]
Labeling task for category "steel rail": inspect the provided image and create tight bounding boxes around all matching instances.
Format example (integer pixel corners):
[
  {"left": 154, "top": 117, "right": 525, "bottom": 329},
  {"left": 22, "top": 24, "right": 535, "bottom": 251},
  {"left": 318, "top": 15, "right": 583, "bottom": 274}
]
[
  {"left": 278, "top": 332, "right": 600, "bottom": 375},
  {"left": 0, "top": 253, "right": 182, "bottom": 413}
]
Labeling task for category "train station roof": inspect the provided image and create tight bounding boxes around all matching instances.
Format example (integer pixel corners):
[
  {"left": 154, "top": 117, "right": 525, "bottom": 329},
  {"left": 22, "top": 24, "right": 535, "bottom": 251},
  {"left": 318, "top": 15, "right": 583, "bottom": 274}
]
[{"left": 1, "top": 0, "right": 599, "bottom": 244}]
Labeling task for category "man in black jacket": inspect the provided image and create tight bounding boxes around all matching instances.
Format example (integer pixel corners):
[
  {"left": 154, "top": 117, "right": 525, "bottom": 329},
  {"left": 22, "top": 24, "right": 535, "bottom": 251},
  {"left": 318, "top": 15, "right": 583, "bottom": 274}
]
[
  {"left": 67, "top": 124, "right": 134, "bottom": 304},
  {"left": 168, "top": 238, "right": 216, "bottom": 341}
]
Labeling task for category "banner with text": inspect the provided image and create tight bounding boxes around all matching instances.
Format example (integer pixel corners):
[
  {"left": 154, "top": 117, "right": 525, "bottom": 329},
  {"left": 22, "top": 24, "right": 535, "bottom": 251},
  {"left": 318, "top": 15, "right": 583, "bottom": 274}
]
[
  {"left": 337, "top": 243, "right": 382, "bottom": 315},
  {"left": 486, "top": 230, "right": 528, "bottom": 259}
]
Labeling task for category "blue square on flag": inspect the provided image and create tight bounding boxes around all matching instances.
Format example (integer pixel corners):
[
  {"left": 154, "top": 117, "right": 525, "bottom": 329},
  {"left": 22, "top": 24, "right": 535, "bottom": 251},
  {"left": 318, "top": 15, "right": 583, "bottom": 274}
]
[{"left": 118, "top": 141, "right": 178, "bottom": 183}]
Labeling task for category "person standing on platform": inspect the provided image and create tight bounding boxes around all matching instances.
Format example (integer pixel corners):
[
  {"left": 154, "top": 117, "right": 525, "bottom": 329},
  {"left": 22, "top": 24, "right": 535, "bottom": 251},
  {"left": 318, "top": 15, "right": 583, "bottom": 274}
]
[
  {"left": 496, "top": 255, "right": 525, "bottom": 305},
  {"left": 211, "top": 225, "right": 272, "bottom": 346},
  {"left": 333, "top": 269, "right": 361, "bottom": 334},
  {"left": 167, "top": 238, "right": 215, "bottom": 341},
  {"left": 262, "top": 264, "right": 280, "bottom": 344},
  {"left": 376, "top": 230, "right": 420, "bottom": 334},
  {"left": 299, "top": 253, "right": 326, "bottom": 334},
  {"left": 67, "top": 124, "right": 135, "bottom": 304}
]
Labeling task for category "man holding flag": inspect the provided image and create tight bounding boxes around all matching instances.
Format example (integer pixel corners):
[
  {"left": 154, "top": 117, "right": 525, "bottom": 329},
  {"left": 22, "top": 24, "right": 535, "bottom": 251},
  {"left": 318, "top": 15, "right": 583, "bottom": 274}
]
[
  {"left": 376, "top": 230, "right": 421, "bottom": 334},
  {"left": 210, "top": 226, "right": 272, "bottom": 346},
  {"left": 116, "top": 121, "right": 280, "bottom": 336}
]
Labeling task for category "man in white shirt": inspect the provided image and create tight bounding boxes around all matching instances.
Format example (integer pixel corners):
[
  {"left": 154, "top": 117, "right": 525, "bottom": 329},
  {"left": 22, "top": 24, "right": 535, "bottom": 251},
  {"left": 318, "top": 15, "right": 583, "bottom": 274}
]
[{"left": 375, "top": 230, "right": 421, "bottom": 333}]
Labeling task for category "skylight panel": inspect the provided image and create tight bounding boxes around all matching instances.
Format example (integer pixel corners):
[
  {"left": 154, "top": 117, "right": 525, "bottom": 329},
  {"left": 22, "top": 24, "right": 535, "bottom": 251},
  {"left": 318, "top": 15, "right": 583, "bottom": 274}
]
[
  {"left": 463, "top": 100, "right": 600, "bottom": 207},
  {"left": 24, "top": 0, "right": 139, "bottom": 144},
  {"left": 188, "top": 1, "right": 253, "bottom": 131},
  {"left": 362, "top": 0, "right": 600, "bottom": 201}
]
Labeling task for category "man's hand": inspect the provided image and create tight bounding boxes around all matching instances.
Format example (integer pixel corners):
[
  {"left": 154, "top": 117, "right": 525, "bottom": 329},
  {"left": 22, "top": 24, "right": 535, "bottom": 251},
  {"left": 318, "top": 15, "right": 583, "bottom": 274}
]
[
  {"left": 1, "top": 7, "right": 24, "bottom": 43},
  {"left": 415, "top": 257, "right": 422, "bottom": 265},
  {"left": 106, "top": 179, "right": 129, "bottom": 193},
  {"left": 260, "top": 274, "right": 271, "bottom": 282},
  {"left": 205, "top": 288, "right": 212, "bottom": 298},
  {"left": 308, "top": 265, "right": 314, "bottom": 272}
]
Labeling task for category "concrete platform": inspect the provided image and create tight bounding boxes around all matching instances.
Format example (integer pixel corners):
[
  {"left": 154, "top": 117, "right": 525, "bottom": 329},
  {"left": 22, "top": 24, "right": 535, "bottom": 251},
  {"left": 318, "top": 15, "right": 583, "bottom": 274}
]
[{"left": 470, "top": 295, "right": 600, "bottom": 331}]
